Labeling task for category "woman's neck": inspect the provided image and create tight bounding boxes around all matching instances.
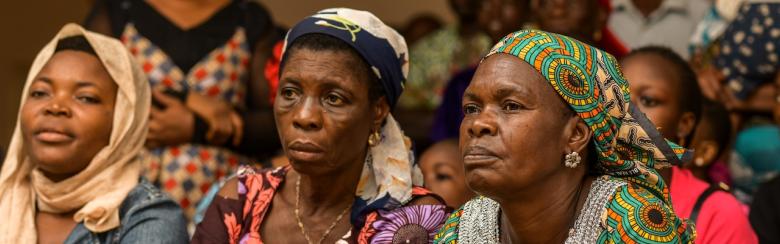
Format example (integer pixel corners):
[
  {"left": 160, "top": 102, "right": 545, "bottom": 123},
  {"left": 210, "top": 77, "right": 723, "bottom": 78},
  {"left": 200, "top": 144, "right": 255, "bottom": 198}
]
[
  {"left": 292, "top": 154, "right": 366, "bottom": 214},
  {"left": 497, "top": 168, "right": 591, "bottom": 243},
  {"left": 145, "top": 0, "right": 231, "bottom": 30}
]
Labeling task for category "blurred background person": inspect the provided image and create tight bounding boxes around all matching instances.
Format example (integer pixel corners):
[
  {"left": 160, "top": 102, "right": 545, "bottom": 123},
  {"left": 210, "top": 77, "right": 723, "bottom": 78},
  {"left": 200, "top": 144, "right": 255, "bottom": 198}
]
[
  {"left": 83, "top": 0, "right": 281, "bottom": 221},
  {"left": 608, "top": 0, "right": 711, "bottom": 58},
  {"left": 531, "top": 0, "right": 629, "bottom": 58},
  {"left": 401, "top": 13, "right": 444, "bottom": 46},
  {"left": 394, "top": 0, "right": 494, "bottom": 157},
  {"left": 690, "top": 99, "right": 734, "bottom": 185},
  {"left": 419, "top": 139, "right": 475, "bottom": 208},
  {"left": 622, "top": 46, "right": 758, "bottom": 243},
  {"left": 400, "top": 0, "right": 492, "bottom": 111},
  {"left": 750, "top": 175, "right": 780, "bottom": 243},
  {"left": 695, "top": 0, "right": 780, "bottom": 204},
  {"left": 428, "top": 0, "right": 530, "bottom": 143}
]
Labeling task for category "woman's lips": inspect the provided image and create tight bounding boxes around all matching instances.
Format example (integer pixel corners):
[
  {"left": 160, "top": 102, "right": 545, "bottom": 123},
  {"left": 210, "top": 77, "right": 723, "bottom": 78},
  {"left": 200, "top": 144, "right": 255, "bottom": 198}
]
[
  {"left": 287, "top": 140, "right": 325, "bottom": 162},
  {"left": 462, "top": 145, "right": 500, "bottom": 168},
  {"left": 34, "top": 129, "right": 74, "bottom": 144}
]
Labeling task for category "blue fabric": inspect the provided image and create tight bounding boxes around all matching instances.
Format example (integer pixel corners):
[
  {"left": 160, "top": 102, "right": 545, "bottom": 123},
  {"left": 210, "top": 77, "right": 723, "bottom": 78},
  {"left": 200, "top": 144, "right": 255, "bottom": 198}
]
[
  {"left": 716, "top": 3, "right": 780, "bottom": 99},
  {"left": 64, "top": 179, "right": 188, "bottom": 244},
  {"left": 281, "top": 15, "right": 406, "bottom": 108},
  {"left": 735, "top": 125, "right": 780, "bottom": 175},
  {"left": 430, "top": 67, "right": 476, "bottom": 142}
]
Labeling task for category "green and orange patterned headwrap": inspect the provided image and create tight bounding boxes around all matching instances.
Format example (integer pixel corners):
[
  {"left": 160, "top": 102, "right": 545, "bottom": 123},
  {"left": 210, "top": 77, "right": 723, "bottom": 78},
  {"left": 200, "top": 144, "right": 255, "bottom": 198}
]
[{"left": 484, "top": 30, "right": 692, "bottom": 187}]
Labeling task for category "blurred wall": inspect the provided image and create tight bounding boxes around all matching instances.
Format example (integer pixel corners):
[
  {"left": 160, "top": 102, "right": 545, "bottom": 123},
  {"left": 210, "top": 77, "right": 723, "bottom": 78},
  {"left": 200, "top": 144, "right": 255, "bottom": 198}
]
[
  {"left": 0, "top": 0, "right": 453, "bottom": 153},
  {"left": 0, "top": 1, "right": 90, "bottom": 152}
]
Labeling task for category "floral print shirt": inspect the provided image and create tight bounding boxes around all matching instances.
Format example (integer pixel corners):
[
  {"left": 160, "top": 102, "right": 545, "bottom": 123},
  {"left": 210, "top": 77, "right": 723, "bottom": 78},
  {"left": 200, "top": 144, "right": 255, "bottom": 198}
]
[{"left": 192, "top": 166, "right": 449, "bottom": 244}]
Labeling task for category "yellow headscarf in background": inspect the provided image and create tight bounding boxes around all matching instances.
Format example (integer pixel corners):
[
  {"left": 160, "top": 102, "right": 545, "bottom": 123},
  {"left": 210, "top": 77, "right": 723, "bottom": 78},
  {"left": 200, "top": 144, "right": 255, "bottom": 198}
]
[{"left": 0, "top": 23, "right": 150, "bottom": 242}]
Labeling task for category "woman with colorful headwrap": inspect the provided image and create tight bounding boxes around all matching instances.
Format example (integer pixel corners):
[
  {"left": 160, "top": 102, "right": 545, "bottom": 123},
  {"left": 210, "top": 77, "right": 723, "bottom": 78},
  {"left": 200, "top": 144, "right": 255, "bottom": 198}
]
[
  {"left": 191, "top": 8, "right": 449, "bottom": 243},
  {"left": 433, "top": 30, "right": 694, "bottom": 243},
  {"left": 0, "top": 23, "right": 187, "bottom": 243}
]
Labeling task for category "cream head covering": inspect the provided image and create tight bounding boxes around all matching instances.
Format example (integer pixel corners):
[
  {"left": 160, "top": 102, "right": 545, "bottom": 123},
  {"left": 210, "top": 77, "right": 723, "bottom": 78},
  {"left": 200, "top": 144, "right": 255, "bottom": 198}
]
[{"left": 0, "top": 23, "right": 150, "bottom": 242}]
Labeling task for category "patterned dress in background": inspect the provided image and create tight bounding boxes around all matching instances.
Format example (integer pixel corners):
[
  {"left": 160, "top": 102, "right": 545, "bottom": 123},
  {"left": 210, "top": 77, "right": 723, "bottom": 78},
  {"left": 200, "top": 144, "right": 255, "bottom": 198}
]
[{"left": 121, "top": 22, "right": 250, "bottom": 219}]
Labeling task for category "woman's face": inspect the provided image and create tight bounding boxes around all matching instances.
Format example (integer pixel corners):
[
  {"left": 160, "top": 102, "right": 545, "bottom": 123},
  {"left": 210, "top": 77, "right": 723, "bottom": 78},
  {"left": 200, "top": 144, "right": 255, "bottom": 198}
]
[
  {"left": 622, "top": 54, "right": 685, "bottom": 140},
  {"left": 532, "top": 0, "right": 600, "bottom": 44},
  {"left": 459, "top": 54, "right": 576, "bottom": 198},
  {"left": 477, "top": 0, "right": 528, "bottom": 42},
  {"left": 20, "top": 50, "right": 117, "bottom": 182},
  {"left": 275, "top": 48, "right": 386, "bottom": 175}
]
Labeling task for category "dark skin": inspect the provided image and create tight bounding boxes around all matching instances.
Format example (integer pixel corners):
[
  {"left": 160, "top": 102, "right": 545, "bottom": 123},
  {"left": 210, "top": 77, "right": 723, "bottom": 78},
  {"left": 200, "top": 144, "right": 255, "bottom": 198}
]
[
  {"left": 461, "top": 54, "right": 594, "bottom": 243},
  {"left": 86, "top": 0, "right": 279, "bottom": 154},
  {"left": 450, "top": 0, "right": 482, "bottom": 37},
  {"left": 622, "top": 54, "right": 697, "bottom": 186},
  {"left": 531, "top": 0, "right": 606, "bottom": 45},
  {"left": 217, "top": 48, "right": 438, "bottom": 243},
  {"left": 689, "top": 122, "right": 721, "bottom": 182},
  {"left": 20, "top": 50, "right": 117, "bottom": 244},
  {"left": 420, "top": 139, "right": 475, "bottom": 208},
  {"left": 631, "top": 0, "right": 663, "bottom": 18},
  {"left": 477, "top": 0, "right": 529, "bottom": 42}
]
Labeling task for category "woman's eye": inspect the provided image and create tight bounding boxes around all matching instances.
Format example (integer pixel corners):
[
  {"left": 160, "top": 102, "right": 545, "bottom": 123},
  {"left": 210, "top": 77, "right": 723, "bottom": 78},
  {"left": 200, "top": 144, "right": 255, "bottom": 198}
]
[
  {"left": 325, "top": 94, "right": 345, "bottom": 106},
  {"left": 502, "top": 101, "right": 522, "bottom": 111},
  {"left": 639, "top": 96, "right": 659, "bottom": 107},
  {"left": 463, "top": 104, "right": 481, "bottom": 115},
  {"left": 77, "top": 95, "right": 101, "bottom": 104},
  {"left": 30, "top": 90, "right": 48, "bottom": 98},
  {"left": 281, "top": 88, "right": 298, "bottom": 99}
]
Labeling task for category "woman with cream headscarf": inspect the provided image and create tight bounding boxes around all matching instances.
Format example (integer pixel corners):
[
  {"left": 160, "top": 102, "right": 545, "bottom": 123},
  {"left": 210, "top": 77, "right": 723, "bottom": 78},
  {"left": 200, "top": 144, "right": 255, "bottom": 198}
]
[{"left": 0, "top": 23, "right": 187, "bottom": 243}]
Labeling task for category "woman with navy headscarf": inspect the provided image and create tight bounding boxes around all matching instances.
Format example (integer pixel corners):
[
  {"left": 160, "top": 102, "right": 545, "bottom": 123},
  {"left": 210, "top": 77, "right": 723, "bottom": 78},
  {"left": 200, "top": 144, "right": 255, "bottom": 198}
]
[{"left": 191, "top": 8, "right": 449, "bottom": 244}]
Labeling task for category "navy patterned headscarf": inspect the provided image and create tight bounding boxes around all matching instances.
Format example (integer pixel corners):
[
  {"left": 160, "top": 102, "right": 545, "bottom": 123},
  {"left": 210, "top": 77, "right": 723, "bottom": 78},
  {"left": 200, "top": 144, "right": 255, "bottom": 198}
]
[{"left": 279, "top": 8, "right": 409, "bottom": 108}]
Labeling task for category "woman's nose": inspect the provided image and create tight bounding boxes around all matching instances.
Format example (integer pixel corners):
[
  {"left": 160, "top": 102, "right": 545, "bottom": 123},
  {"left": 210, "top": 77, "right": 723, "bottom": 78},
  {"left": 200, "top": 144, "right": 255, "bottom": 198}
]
[
  {"left": 467, "top": 109, "right": 498, "bottom": 138},
  {"left": 43, "top": 99, "right": 72, "bottom": 117},
  {"left": 292, "top": 97, "right": 323, "bottom": 131}
]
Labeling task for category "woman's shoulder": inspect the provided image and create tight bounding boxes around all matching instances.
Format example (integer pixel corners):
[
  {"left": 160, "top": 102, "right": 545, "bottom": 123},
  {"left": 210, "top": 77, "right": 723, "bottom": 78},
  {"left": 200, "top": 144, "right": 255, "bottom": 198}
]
[
  {"left": 598, "top": 176, "right": 696, "bottom": 243},
  {"left": 216, "top": 165, "right": 288, "bottom": 200},
  {"left": 114, "top": 179, "right": 188, "bottom": 243},
  {"left": 121, "top": 179, "right": 180, "bottom": 214}
]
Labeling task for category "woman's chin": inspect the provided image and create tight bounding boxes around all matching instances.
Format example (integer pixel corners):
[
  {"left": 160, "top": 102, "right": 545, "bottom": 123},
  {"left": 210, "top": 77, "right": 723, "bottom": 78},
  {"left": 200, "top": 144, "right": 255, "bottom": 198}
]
[{"left": 465, "top": 171, "right": 500, "bottom": 196}]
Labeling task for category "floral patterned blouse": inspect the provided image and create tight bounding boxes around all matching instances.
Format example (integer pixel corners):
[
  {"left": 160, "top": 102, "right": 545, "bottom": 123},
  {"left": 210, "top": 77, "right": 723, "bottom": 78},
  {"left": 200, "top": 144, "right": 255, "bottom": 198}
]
[{"left": 191, "top": 166, "right": 450, "bottom": 244}]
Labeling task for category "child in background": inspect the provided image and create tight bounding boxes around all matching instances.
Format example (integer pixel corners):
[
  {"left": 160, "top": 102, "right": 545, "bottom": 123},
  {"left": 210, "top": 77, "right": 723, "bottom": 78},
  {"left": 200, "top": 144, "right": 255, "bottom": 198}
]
[
  {"left": 690, "top": 99, "right": 733, "bottom": 185},
  {"left": 622, "top": 46, "right": 757, "bottom": 243},
  {"left": 419, "top": 139, "right": 474, "bottom": 208}
]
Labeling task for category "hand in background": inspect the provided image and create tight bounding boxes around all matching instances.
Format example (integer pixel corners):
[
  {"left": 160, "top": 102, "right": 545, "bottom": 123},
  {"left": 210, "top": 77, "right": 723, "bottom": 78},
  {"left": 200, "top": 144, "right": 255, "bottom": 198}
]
[
  {"left": 147, "top": 91, "right": 195, "bottom": 148},
  {"left": 187, "top": 92, "right": 243, "bottom": 146}
]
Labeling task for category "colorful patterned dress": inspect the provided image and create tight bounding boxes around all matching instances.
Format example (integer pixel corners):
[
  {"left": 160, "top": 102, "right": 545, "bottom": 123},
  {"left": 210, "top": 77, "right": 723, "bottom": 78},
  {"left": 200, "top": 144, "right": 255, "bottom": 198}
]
[
  {"left": 191, "top": 166, "right": 450, "bottom": 244},
  {"left": 435, "top": 176, "right": 693, "bottom": 243}
]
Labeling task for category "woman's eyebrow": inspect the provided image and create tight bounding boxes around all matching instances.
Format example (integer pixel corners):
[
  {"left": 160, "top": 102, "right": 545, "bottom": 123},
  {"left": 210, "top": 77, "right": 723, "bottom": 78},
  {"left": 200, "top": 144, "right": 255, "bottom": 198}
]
[{"left": 75, "top": 81, "right": 98, "bottom": 88}]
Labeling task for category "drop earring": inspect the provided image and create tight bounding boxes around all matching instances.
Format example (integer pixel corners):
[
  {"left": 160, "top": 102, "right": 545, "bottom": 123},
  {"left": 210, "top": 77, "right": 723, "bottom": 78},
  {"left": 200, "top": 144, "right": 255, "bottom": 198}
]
[{"left": 368, "top": 130, "right": 381, "bottom": 147}]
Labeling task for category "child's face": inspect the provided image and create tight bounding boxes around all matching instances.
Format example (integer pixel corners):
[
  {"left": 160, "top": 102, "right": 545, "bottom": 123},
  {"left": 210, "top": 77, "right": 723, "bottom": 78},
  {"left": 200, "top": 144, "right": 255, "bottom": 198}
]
[
  {"left": 419, "top": 141, "right": 472, "bottom": 208},
  {"left": 623, "top": 54, "right": 686, "bottom": 140}
]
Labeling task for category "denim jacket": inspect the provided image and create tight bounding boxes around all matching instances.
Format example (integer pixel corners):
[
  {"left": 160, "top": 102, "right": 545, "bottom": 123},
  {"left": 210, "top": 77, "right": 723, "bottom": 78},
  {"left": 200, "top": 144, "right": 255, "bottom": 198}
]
[{"left": 63, "top": 179, "right": 188, "bottom": 244}]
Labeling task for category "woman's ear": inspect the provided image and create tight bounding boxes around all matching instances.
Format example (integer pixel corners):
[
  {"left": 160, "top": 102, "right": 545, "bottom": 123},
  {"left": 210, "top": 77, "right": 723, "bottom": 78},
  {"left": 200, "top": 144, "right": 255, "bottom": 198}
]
[
  {"left": 372, "top": 97, "right": 390, "bottom": 129},
  {"left": 677, "top": 111, "right": 697, "bottom": 146},
  {"left": 564, "top": 116, "right": 592, "bottom": 154}
]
